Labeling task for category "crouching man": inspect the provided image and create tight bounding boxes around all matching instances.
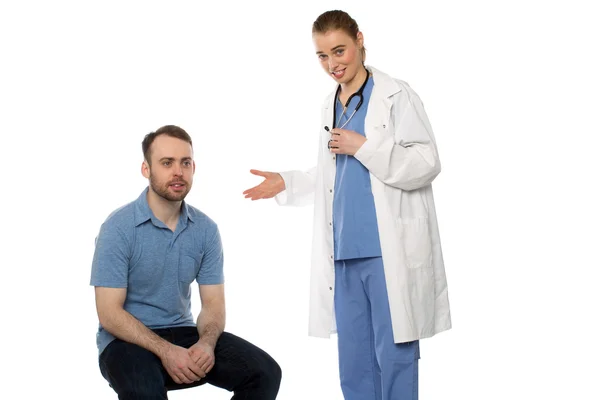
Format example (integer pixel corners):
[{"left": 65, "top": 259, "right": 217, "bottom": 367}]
[{"left": 91, "top": 125, "right": 281, "bottom": 399}]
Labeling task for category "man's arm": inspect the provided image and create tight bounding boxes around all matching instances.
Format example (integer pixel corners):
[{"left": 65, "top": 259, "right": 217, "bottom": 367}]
[
  {"left": 94, "top": 286, "right": 170, "bottom": 357},
  {"left": 92, "top": 223, "right": 170, "bottom": 356},
  {"left": 188, "top": 283, "right": 225, "bottom": 373},
  {"left": 196, "top": 283, "right": 226, "bottom": 347},
  {"left": 95, "top": 286, "right": 206, "bottom": 384}
]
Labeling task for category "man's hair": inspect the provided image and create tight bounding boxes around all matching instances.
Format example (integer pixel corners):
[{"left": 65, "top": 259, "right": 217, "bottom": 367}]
[{"left": 142, "top": 125, "right": 193, "bottom": 164}]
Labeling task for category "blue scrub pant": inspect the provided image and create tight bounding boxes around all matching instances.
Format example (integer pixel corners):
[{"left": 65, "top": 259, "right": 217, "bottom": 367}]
[{"left": 334, "top": 257, "right": 420, "bottom": 400}]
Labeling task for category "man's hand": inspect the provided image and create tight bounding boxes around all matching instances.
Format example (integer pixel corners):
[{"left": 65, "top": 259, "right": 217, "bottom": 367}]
[
  {"left": 189, "top": 340, "right": 216, "bottom": 374},
  {"left": 160, "top": 343, "right": 206, "bottom": 384},
  {"left": 328, "top": 128, "right": 367, "bottom": 155}
]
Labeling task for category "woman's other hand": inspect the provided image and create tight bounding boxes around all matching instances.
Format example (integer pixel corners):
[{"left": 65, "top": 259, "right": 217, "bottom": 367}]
[{"left": 328, "top": 128, "right": 367, "bottom": 155}]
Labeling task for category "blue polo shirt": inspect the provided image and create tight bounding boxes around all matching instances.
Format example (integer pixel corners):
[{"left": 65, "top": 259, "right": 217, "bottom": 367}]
[
  {"left": 90, "top": 188, "right": 224, "bottom": 355},
  {"left": 333, "top": 75, "right": 383, "bottom": 260}
]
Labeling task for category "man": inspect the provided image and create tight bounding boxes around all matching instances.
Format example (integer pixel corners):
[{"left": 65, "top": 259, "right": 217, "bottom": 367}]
[{"left": 91, "top": 125, "right": 281, "bottom": 399}]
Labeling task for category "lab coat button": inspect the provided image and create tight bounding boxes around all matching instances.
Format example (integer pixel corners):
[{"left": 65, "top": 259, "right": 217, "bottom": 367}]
[{"left": 329, "top": 287, "right": 332, "bottom": 291}]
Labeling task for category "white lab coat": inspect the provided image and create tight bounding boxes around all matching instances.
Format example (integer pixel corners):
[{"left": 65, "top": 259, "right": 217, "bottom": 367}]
[{"left": 275, "top": 65, "right": 451, "bottom": 343}]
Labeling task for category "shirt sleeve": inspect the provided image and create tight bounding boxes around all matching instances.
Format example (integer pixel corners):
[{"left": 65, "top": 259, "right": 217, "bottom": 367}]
[
  {"left": 90, "top": 221, "right": 130, "bottom": 288},
  {"left": 353, "top": 83, "right": 441, "bottom": 191},
  {"left": 197, "top": 225, "right": 225, "bottom": 285}
]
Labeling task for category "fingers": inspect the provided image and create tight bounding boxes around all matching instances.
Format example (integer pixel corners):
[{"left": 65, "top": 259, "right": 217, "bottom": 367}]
[
  {"left": 328, "top": 136, "right": 340, "bottom": 152},
  {"left": 199, "top": 356, "right": 214, "bottom": 372},
  {"left": 249, "top": 169, "right": 268, "bottom": 177},
  {"left": 204, "top": 360, "right": 215, "bottom": 374},
  {"left": 244, "top": 172, "right": 275, "bottom": 199},
  {"left": 167, "top": 363, "right": 204, "bottom": 384},
  {"left": 243, "top": 184, "right": 261, "bottom": 195},
  {"left": 243, "top": 190, "right": 263, "bottom": 200},
  {"left": 244, "top": 188, "right": 276, "bottom": 200},
  {"left": 168, "top": 371, "right": 182, "bottom": 384},
  {"left": 329, "top": 140, "right": 346, "bottom": 154},
  {"left": 180, "top": 372, "right": 195, "bottom": 384},
  {"left": 188, "top": 361, "right": 206, "bottom": 380},
  {"left": 174, "top": 364, "right": 204, "bottom": 383},
  {"left": 243, "top": 187, "right": 266, "bottom": 199},
  {"left": 180, "top": 370, "right": 198, "bottom": 384},
  {"left": 186, "top": 347, "right": 208, "bottom": 380},
  {"left": 191, "top": 351, "right": 209, "bottom": 366},
  {"left": 188, "top": 349, "right": 201, "bottom": 364},
  {"left": 170, "top": 370, "right": 192, "bottom": 385}
]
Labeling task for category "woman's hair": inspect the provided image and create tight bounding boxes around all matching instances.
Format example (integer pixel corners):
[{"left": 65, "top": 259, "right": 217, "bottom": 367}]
[{"left": 312, "top": 10, "right": 365, "bottom": 60}]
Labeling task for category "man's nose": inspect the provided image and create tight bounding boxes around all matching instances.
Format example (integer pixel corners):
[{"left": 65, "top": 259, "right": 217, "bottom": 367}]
[{"left": 174, "top": 164, "right": 183, "bottom": 176}]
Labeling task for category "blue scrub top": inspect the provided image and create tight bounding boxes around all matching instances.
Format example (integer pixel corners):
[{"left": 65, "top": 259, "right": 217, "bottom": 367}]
[{"left": 333, "top": 75, "right": 383, "bottom": 261}]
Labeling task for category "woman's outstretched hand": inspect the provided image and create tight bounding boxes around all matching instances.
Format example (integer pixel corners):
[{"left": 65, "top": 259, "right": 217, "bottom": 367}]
[{"left": 243, "top": 169, "right": 285, "bottom": 200}]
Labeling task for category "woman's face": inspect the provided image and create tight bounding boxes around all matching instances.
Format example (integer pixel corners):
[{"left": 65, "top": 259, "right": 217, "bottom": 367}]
[{"left": 313, "top": 29, "right": 364, "bottom": 85}]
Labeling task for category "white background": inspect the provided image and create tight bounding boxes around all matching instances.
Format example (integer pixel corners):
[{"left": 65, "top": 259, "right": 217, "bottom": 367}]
[{"left": 1, "top": 0, "right": 599, "bottom": 399}]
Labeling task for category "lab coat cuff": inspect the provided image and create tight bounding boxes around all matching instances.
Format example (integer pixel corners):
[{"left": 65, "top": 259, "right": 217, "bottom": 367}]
[
  {"left": 354, "top": 136, "right": 381, "bottom": 167},
  {"left": 274, "top": 171, "right": 293, "bottom": 205}
]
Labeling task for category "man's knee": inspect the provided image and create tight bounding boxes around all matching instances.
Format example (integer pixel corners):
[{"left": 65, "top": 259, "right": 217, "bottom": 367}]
[
  {"left": 252, "top": 353, "right": 282, "bottom": 396},
  {"left": 265, "top": 356, "right": 282, "bottom": 386},
  {"left": 100, "top": 341, "right": 167, "bottom": 399}
]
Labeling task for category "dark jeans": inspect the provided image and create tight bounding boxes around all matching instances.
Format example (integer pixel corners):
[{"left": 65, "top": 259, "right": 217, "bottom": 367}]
[{"left": 99, "top": 327, "right": 281, "bottom": 399}]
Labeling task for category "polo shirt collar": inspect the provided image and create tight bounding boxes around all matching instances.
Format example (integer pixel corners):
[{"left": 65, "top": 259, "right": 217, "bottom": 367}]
[{"left": 134, "top": 187, "right": 194, "bottom": 227}]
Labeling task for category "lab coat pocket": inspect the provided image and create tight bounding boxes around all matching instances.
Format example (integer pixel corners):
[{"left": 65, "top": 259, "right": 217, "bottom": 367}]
[
  {"left": 368, "top": 122, "right": 392, "bottom": 142},
  {"left": 397, "top": 217, "right": 433, "bottom": 269},
  {"left": 179, "top": 253, "right": 202, "bottom": 284}
]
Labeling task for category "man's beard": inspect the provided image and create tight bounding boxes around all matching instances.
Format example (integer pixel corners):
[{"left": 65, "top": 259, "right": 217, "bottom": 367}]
[{"left": 149, "top": 173, "right": 191, "bottom": 202}]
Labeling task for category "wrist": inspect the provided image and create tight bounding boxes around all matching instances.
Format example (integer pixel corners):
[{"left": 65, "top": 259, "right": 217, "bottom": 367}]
[
  {"left": 276, "top": 174, "right": 285, "bottom": 191},
  {"left": 353, "top": 137, "right": 367, "bottom": 155},
  {"left": 155, "top": 340, "right": 173, "bottom": 360},
  {"left": 198, "top": 336, "right": 218, "bottom": 350}
]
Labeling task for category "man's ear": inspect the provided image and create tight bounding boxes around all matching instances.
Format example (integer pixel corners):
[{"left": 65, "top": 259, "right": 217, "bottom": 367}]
[{"left": 141, "top": 160, "right": 150, "bottom": 179}]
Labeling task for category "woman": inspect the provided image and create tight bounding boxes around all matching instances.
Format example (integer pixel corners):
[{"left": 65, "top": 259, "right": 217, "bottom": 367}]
[{"left": 243, "top": 10, "right": 451, "bottom": 400}]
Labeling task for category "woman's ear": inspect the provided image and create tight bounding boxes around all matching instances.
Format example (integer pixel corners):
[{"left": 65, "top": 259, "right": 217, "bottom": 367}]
[
  {"left": 356, "top": 31, "right": 364, "bottom": 49},
  {"left": 356, "top": 32, "right": 365, "bottom": 61}
]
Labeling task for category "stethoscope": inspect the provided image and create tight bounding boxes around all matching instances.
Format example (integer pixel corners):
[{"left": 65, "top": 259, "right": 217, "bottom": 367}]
[{"left": 326, "top": 67, "right": 370, "bottom": 149}]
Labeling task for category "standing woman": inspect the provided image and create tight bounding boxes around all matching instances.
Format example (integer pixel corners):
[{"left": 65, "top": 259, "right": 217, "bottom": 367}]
[{"left": 243, "top": 10, "right": 451, "bottom": 400}]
